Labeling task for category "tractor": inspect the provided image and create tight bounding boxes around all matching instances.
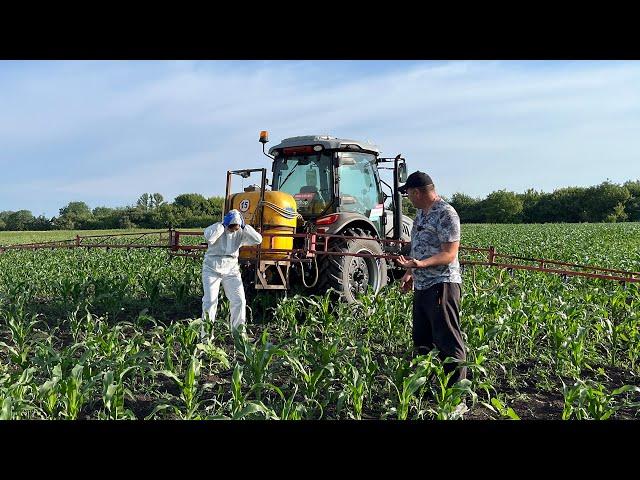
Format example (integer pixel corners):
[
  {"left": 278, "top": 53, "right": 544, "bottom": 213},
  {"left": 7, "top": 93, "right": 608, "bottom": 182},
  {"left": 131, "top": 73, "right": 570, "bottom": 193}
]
[{"left": 225, "top": 131, "right": 413, "bottom": 303}]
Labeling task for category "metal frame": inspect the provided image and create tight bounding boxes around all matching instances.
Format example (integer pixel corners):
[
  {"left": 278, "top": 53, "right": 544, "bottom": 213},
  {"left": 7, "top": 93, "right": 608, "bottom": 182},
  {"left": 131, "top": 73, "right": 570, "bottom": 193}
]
[{"left": 2, "top": 230, "right": 639, "bottom": 284}]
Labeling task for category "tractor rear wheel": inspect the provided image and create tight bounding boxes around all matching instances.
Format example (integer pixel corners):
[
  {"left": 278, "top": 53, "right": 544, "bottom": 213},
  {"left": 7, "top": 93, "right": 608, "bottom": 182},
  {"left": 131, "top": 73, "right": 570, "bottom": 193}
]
[{"left": 317, "top": 228, "right": 387, "bottom": 304}]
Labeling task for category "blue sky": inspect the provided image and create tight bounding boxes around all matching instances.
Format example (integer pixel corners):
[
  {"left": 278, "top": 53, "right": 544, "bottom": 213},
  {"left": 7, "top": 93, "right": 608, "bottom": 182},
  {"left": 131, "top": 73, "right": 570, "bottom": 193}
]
[{"left": 1, "top": 60, "right": 640, "bottom": 218}]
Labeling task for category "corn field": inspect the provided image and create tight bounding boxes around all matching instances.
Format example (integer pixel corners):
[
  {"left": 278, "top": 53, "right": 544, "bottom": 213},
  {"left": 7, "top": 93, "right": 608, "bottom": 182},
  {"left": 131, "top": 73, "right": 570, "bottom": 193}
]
[{"left": 1, "top": 223, "right": 639, "bottom": 420}]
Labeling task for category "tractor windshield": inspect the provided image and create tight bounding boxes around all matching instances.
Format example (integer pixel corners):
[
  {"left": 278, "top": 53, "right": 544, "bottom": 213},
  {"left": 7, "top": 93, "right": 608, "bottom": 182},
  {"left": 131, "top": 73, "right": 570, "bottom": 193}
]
[
  {"left": 273, "top": 152, "right": 333, "bottom": 216},
  {"left": 337, "top": 152, "right": 382, "bottom": 216}
]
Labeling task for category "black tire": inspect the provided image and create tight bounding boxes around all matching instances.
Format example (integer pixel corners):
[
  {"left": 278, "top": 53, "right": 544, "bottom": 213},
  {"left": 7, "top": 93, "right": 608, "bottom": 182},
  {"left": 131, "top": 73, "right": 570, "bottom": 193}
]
[
  {"left": 317, "top": 227, "right": 388, "bottom": 304},
  {"left": 389, "top": 215, "right": 413, "bottom": 281}
]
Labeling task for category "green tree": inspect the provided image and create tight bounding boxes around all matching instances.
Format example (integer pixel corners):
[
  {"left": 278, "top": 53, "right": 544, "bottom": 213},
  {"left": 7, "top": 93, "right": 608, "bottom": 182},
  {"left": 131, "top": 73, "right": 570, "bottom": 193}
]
[
  {"left": 151, "top": 193, "right": 165, "bottom": 209},
  {"left": 56, "top": 201, "right": 93, "bottom": 229},
  {"left": 93, "top": 206, "right": 115, "bottom": 217},
  {"left": 0, "top": 211, "right": 12, "bottom": 230},
  {"left": 158, "top": 203, "right": 178, "bottom": 228},
  {"left": 208, "top": 196, "right": 224, "bottom": 219},
  {"left": 546, "top": 187, "right": 588, "bottom": 222},
  {"left": 59, "top": 201, "right": 92, "bottom": 218},
  {"left": 29, "top": 215, "right": 53, "bottom": 231},
  {"left": 401, "top": 197, "right": 417, "bottom": 219},
  {"left": 136, "top": 193, "right": 152, "bottom": 211},
  {"left": 606, "top": 202, "right": 628, "bottom": 223},
  {"left": 623, "top": 180, "right": 640, "bottom": 197},
  {"left": 623, "top": 180, "right": 640, "bottom": 222},
  {"left": 450, "top": 193, "right": 482, "bottom": 223},
  {"left": 173, "top": 193, "right": 211, "bottom": 215},
  {"left": 478, "top": 190, "right": 523, "bottom": 223},
  {"left": 625, "top": 197, "right": 640, "bottom": 221},
  {"left": 583, "top": 181, "right": 631, "bottom": 222},
  {"left": 6, "top": 210, "right": 35, "bottom": 231},
  {"left": 519, "top": 189, "right": 543, "bottom": 223}
]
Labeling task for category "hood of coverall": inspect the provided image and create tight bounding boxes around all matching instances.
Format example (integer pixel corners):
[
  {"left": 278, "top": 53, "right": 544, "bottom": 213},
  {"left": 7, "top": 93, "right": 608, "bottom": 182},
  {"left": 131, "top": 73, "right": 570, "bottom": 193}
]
[{"left": 225, "top": 209, "right": 244, "bottom": 229}]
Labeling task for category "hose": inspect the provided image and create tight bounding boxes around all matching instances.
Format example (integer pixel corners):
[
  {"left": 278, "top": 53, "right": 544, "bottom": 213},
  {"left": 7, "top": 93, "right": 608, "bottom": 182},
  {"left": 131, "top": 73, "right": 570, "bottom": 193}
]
[
  {"left": 469, "top": 265, "right": 507, "bottom": 294},
  {"left": 259, "top": 201, "right": 304, "bottom": 221},
  {"left": 299, "top": 255, "right": 319, "bottom": 288}
]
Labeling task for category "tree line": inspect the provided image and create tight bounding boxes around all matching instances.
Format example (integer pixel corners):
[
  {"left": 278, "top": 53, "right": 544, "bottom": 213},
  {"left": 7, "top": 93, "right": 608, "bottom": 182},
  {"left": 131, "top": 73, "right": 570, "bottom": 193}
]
[
  {"left": 2, "top": 179, "right": 640, "bottom": 231},
  {"left": 0, "top": 193, "right": 225, "bottom": 231},
  {"left": 402, "top": 180, "right": 640, "bottom": 223}
]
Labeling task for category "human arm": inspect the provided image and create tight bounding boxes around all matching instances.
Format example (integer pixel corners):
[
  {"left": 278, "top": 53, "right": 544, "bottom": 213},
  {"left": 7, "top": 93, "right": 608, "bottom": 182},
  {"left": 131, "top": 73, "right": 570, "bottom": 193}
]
[
  {"left": 240, "top": 224, "right": 263, "bottom": 246},
  {"left": 203, "top": 223, "right": 225, "bottom": 246},
  {"left": 396, "top": 241, "right": 459, "bottom": 269},
  {"left": 396, "top": 205, "right": 460, "bottom": 269}
]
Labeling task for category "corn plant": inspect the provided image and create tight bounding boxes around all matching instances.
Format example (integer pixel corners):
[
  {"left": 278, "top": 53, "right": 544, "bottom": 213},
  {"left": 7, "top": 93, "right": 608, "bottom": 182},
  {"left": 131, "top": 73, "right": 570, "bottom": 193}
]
[
  {"left": 427, "top": 358, "right": 477, "bottom": 420},
  {"left": 227, "top": 363, "right": 277, "bottom": 420},
  {"left": 100, "top": 367, "right": 138, "bottom": 420},
  {"left": 152, "top": 353, "right": 207, "bottom": 419},
  {"left": 233, "top": 328, "right": 286, "bottom": 400},
  {"left": 286, "top": 354, "right": 335, "bottom": 416},
  {"left": 0, "top": 368, "right": 39, "bottom": 419},
  {"left": 562, "top": 380, "right": 640, "bottom": 420},
  {"left": 60, "top": 364, "right": 95, "bottom": 420},
  {"left": 1, "top": 223, "right": 640, "bottom": 420},
  {"left": 268, "top": 384, "right": 309, "bottom": 420},
  {"left": 337, "top": 365, "right": 366, "bottom": 419},
  {"left": 38, "top": 364, "right": 63, "bottom": 418},
  {"left": 384, "top": 355, "right": 435, "bottom": 420},
  {"left": 196, "top": 342, "right": 230, "bottom": 371},
  {"left": 480, "top": 396, "right": 520, "bottom": 420}
]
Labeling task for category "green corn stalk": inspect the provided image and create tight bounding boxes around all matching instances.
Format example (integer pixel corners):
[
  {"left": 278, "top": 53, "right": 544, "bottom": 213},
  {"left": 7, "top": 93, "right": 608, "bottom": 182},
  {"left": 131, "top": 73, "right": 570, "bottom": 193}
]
[
  {"left": 346, "top": 366, "right": 366, "bottom": 419},
  {"left": 0, "top": 367, "right": 38, "bottom": 419},
  {"left": 286, "top": 354, "right": 334, "bottom": 412},
  {"left": 274, "top": 384, "right": 308, "bottom": 420},
  {"left": 60, "top": 364, "right": 93, "bottom": 420},
  {"left": 233, "top": 328, "right": 286, "bottom": 400},
  {"left": 480, "top": 397, "right": 520, "bottom": 420},
  {"left": 39, "top": 364, "right": 63, "bottom": 418},
  {"left": 561, "top": 380, "right": 639, "bottom": 420},
  {"left": 226, "top": 363, "right": 276, "bottom": 420},
  {"left": 154, "top": 353, "right": 203, "bottom": 419},
  {"left": 101, "top": 366, "right": 138, "bottom": 420},
  {"left": 196, "top": 342, "right": 230, "bottom": 370}
]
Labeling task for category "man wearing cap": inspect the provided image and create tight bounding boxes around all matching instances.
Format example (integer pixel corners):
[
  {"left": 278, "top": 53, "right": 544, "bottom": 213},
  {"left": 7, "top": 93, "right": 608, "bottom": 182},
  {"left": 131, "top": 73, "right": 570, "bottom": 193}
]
[{"left": 396, "top": 171, "right": 466, "bottom": 385}]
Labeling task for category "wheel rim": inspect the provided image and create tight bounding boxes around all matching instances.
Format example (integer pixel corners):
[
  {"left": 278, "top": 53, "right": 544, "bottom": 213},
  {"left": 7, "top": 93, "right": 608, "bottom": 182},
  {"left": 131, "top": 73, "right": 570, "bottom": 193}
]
[{"left": 349, "top": 249, "right": 379, "bottom": 297}]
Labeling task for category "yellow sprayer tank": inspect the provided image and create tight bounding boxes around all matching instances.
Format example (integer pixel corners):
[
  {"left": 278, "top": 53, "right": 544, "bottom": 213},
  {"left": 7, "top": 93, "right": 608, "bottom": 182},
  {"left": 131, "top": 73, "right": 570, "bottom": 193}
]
[{"left": 230, "top": 190, "right": 298, "bottom": 260}]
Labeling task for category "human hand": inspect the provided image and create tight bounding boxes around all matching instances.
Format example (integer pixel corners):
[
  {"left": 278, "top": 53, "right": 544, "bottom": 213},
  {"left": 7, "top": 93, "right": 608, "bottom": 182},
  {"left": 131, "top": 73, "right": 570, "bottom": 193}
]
[
  {"left": 400, "top": 273, "right": 413, "bottom": 293},
  {"left": 396, "top": 255, "right": 419, "bottom": 269}
]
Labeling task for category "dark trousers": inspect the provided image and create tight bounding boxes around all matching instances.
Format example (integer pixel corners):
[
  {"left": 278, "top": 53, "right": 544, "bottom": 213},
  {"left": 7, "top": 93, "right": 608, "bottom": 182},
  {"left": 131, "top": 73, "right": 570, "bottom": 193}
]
[{"left": 413, "top": 282, "right": 466, "bottom": 385}]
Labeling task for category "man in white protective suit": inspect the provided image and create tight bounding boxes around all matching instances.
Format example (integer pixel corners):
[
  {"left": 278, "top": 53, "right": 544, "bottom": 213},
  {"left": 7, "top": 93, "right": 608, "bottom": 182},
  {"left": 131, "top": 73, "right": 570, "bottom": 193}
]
[{"left": 200, "top": 209, "right": 262, "bottom": 342}]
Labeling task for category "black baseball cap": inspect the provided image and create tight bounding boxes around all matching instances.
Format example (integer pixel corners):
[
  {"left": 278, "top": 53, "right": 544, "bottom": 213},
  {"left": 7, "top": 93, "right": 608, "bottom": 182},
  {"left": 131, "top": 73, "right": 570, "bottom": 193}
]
[{"left": 398, "top": 171, "right": 434, "bottom": 193}]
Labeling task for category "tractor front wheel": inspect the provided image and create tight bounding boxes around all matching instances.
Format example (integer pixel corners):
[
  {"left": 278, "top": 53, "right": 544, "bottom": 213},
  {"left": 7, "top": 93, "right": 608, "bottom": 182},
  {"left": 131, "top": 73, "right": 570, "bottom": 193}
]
[{"left": 317, "top": 228, "right": 388, "bottom": 304}]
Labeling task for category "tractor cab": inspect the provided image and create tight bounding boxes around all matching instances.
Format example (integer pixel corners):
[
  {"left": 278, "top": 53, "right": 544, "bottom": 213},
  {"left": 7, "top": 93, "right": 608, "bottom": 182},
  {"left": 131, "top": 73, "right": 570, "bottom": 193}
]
[{"left": 268, "top": 135, "right": 386, "bottom": 235}]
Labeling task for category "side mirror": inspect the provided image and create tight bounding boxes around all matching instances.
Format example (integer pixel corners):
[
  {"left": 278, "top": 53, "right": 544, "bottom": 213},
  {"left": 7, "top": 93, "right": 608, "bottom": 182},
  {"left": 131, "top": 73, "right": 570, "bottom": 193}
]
[{"left": 398, "top": 162, "right": 408, "bottom": 183}]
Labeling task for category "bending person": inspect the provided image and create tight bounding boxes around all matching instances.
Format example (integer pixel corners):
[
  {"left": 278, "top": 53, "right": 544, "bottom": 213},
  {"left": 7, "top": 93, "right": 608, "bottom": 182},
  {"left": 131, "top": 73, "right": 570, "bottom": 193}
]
[{"left": 201, "top": 209, "right": 262, "bottom": 341}]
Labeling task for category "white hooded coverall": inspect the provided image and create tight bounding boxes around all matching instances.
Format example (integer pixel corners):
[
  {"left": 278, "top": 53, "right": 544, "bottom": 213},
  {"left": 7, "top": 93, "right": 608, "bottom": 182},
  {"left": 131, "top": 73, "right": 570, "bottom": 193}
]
[{"left": 201, "top": 210, "right": 262, "bottom": 334}]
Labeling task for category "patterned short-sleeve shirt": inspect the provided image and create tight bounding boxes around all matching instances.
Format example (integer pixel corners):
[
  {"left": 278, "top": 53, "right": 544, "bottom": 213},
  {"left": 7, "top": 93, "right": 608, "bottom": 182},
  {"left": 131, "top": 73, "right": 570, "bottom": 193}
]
[{"left": 410, "top": 198, "right": 462, "bottom": 290}]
